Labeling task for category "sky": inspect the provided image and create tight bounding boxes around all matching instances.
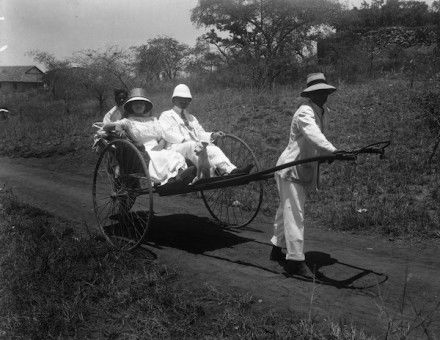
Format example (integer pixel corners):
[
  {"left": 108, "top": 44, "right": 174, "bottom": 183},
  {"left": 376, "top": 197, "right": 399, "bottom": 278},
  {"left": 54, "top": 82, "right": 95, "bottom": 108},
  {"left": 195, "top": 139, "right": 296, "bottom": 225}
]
[{"left": 0, "top": 0, "right": 436, "bottom": 68}]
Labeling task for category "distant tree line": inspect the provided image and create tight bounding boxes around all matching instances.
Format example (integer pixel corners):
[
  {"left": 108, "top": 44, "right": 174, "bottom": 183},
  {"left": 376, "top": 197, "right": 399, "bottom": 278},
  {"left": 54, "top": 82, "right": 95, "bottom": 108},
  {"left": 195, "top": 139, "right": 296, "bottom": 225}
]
[{"left": 27, "top": 0, "right": 440, "bottom": 109}]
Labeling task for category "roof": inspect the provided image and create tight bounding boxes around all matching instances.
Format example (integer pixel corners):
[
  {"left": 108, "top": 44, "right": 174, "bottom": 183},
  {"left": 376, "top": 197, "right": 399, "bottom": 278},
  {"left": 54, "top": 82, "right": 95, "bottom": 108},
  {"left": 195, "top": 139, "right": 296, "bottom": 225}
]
[{"left": 0, "top": 66, "right": 45, "bottom": 83}]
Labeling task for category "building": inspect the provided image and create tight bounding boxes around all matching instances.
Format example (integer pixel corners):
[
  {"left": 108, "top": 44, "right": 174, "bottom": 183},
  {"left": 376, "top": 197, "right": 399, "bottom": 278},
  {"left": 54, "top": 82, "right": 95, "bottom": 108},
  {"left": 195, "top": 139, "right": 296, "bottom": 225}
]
[{"left": 0, "top": 65, "right": 45, "bottom": 93}]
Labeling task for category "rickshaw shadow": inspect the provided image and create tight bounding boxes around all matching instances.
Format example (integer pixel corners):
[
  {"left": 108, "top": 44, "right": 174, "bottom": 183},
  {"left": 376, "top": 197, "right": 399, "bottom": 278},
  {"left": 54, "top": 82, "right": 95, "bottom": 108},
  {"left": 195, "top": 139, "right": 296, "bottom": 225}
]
[
  {"left": 145, "top": 213, "right": 253, "bottom": 253},
  {"left": 279, "top": 251, "right": 388, "bottom": 291}
]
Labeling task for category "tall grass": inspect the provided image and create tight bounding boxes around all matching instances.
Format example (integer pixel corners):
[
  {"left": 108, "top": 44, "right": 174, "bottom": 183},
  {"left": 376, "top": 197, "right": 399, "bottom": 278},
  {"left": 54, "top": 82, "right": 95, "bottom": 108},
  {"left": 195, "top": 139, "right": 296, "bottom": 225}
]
[{"left": 1, "top": 76, "right": 439, "bottom": 238}]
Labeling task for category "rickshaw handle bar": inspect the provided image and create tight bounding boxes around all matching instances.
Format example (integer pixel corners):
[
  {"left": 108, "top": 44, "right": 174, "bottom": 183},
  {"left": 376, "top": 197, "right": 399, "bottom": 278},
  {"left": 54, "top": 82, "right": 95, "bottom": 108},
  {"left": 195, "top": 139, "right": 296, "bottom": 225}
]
[{"left": 187, "top": 140, "right": 391, "bottom": 190}]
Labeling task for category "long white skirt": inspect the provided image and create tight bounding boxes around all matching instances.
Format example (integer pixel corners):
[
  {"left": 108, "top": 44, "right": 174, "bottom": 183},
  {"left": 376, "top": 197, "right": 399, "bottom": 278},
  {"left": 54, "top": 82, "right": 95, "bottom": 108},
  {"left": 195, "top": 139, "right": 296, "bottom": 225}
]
[{"left": 147, "top": 149, "right": 187, "bottom": 185}]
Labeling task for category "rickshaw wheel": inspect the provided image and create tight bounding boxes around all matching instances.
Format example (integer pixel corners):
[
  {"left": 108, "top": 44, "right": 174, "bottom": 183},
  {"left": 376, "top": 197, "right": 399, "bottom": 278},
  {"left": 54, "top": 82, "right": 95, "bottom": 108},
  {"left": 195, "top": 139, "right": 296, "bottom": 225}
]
[
  {"left": 201, "top": 134, "right": 263, "bottom": 229},
  {"left": 93, "top": 139, "right": 153, "bottom": 251}
]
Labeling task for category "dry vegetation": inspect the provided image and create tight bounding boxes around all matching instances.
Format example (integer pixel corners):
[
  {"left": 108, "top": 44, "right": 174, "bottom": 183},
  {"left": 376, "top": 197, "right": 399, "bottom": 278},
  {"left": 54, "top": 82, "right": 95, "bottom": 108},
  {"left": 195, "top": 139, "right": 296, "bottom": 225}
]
[
  {"left": 0, "top": 190, "right": 376, "bottom": 339},
  {"left": 1, "top": 76, "right": 439, "bottom": 240}
]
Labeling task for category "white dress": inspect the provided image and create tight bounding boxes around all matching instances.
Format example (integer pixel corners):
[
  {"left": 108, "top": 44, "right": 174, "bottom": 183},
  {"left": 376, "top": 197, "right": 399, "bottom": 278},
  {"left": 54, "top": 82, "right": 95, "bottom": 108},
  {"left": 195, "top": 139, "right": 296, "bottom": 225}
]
[{"left": 118, "top": 117, "right": 187, "bottom": 184}]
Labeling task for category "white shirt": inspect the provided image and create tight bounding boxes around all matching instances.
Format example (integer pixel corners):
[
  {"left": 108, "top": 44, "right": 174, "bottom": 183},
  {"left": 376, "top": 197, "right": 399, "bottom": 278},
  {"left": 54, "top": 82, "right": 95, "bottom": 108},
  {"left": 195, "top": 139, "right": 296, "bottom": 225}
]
[{"left": 159, "top": 107, "right": 212, "bottom": 144}]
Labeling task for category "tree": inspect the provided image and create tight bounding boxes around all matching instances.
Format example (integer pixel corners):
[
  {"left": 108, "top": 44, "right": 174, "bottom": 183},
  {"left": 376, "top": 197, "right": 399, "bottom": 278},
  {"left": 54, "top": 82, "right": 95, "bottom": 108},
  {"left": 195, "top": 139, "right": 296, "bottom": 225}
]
[
  {"left": 191, "top": 0, "right": 342, "bottom": 86},
  {"left": 185, "top": 37, "right": 224, "bottom": 74},
  {"left": 27, "top": 50, "right": 86, "bottom": 113},
  {"left": 72, "top": 46, "right": 132, "bottom": 111},
  {"left": 132, "top": 36, "right": 190, "bottom": 81},
  {"left": 27, "top": 50, "right": 71, "bottom": 97}
]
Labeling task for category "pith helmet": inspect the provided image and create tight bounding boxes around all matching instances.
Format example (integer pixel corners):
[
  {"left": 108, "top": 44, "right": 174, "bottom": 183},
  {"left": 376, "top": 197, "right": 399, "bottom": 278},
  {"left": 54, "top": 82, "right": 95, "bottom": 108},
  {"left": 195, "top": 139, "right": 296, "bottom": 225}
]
[
  {"left": 300, "top": 73, "right": 336, "bottom": 97},
  {"left": 124, "top": 88, "right": 153, "bottom": 112},
  {"left": 172, "top": 84, "right": 192, "bottom": 99}
]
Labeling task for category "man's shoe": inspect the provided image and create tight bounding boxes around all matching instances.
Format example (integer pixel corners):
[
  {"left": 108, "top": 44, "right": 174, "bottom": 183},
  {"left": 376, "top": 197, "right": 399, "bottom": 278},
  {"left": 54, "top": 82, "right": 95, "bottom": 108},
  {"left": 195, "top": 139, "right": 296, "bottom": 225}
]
[
  {"left": 175, "top": 166, "right": 197, "bottom": 185},
  {"left": 270, "top": 246, "right": 285, "bottom": 262},
  {"left": 284, "top": 260, "right": 314, "bottom": 279},
  {"left": 229, "top": 164, "right": 254, "bottom": 176}
]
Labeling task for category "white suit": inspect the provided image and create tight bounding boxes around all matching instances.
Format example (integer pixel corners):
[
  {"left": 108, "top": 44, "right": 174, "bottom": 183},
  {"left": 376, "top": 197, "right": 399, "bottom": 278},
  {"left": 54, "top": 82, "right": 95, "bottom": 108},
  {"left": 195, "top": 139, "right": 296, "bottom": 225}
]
[
  {"left": 159, "top": 107, "right": 236, "bottom": 174},
  {"left": 272, "top": 99, "right": 336, "bottom": 261}
]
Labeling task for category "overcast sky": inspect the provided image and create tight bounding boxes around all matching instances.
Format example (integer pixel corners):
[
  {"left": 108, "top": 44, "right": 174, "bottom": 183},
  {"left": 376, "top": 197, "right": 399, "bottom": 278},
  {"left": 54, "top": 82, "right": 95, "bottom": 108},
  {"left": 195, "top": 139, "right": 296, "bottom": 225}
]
[{"left": 0, "top": 0, "right": 435, "bottom": 68}]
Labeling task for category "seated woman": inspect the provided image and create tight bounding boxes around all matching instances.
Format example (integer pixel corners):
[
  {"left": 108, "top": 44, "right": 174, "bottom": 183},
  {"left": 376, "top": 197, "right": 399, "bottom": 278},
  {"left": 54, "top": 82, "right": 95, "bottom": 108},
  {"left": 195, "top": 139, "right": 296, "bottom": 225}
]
[{"left": 102, "top": 88, "right": 188, "bottom": 185}]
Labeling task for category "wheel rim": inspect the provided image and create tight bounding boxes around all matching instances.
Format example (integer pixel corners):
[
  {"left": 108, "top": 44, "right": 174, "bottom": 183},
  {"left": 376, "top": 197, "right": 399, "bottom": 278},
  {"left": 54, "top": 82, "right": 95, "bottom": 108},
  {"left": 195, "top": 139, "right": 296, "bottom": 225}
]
[
  {"left": 93, "top": 139, "right": 153, "bottom": 251},
  {"left": 201, "top": 134, "right": 263, "bottom": 228}
]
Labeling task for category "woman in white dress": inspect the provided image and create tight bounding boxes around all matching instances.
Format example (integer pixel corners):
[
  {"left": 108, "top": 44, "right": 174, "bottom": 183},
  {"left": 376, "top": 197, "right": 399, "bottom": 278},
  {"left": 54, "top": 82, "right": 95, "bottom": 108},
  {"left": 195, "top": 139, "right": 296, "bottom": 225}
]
[{"left": 102, "top": 88, "right": 187, "bottom": 185}]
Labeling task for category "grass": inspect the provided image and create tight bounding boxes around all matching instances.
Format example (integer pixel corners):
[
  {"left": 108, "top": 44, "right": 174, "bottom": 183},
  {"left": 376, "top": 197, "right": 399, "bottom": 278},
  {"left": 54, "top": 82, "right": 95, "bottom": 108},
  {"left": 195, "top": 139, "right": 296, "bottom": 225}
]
[
  {"left": 0, "top": 189, "right": 377, "bottom": 339},
  {"left": 1, "top": 75, "right": 439, "bottom": 239}
]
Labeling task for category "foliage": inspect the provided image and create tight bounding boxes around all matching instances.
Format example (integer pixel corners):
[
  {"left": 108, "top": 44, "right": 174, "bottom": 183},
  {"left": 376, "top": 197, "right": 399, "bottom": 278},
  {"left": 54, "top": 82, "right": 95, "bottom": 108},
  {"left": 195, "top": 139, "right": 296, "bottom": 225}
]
[
  {"left": 72, "top": 46, "right": 132, "bottom": 111},
  {"left": 132, "top": 36, "right": 190, "bottom": 83},
  {"left": 335, "top": 0, "right": 439, "bottom": 31},
  {"left": 191, "top": 0, "right": 342, "bottom": 86},
  {"left": 185, "top": 37, "right": 224, "bottom": 75}
]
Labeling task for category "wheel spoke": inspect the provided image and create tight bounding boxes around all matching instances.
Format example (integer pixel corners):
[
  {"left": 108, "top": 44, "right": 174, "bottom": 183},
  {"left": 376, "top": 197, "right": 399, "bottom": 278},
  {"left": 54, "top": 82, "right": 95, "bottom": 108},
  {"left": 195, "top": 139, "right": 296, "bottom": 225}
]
[
  {"left": 93, "top": 139, "right": 153, "bottom": 251},
  {"left": 201, "top": 134, "right": 263, "bottom": 228}
]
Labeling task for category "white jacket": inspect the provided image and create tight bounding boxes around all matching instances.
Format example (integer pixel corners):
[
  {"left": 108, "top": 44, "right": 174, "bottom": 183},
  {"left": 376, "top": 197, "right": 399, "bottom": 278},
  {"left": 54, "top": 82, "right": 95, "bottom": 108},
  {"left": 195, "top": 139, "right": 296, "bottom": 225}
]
[
  {"left": 276, "top": 99, "right": 336, "bottom": 188},
  {"left": 159, "top": 107, "right": 212, "bottom": 144}
]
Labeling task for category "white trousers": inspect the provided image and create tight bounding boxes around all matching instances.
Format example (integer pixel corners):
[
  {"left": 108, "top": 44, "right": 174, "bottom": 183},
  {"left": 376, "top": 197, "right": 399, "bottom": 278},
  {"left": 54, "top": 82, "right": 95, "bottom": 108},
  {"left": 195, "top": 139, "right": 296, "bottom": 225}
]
[
  {"left": 168, "top": 141, "right": 236, "bottom": 174},
  {"left": 271, "top": 174, "right": 306, "bottom": 261}
]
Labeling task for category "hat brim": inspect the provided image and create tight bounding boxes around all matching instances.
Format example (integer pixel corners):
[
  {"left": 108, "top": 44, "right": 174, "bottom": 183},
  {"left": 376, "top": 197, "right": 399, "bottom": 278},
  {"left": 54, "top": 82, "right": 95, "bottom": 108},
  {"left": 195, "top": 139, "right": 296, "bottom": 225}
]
[
  {"left": 124, "top": 97, "right": 153, "bottom": 112},
  {"left": 172, "top": 95, "right": 192, "bottom": 99},
  {"left": 301, "top": 84, "right": 336, "bottom": 97}
]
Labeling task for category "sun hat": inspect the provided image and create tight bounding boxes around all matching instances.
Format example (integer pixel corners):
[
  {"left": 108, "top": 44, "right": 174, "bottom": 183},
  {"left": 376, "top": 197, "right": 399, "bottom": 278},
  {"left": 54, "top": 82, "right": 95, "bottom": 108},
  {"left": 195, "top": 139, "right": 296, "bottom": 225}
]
[
  {"left": 300, "top": 73, "right": 336, "bottom": 97},
  {"left": 172, "top": 84, "right": 192, "bottom": 99},
  {"left": 124, "top": 88, "right": 153, "bottom": 113}
]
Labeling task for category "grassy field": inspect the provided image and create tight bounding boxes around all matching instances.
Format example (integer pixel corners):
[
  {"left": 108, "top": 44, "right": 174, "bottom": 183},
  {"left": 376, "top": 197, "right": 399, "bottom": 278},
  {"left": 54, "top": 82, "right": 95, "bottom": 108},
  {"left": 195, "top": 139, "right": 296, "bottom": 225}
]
[
  {"left": 0, "top": 190, "right": 376, "bottom": 339},
  {"left": 0, "top": 76, "right": 439, "bottom": 239}
]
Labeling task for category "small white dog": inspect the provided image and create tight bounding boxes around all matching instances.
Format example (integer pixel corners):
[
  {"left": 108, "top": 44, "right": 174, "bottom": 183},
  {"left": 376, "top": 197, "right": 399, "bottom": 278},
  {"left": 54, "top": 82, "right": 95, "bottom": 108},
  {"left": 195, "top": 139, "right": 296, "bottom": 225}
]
[{"left": 194, "top": 141, "right": 214, "bottom": 182}]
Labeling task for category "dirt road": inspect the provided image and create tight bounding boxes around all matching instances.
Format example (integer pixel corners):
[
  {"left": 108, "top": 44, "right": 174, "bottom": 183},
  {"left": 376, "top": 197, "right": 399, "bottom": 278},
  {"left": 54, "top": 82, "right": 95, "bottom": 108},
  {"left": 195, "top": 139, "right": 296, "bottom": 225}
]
[{"left": 1, "top": 155, "right": 439, "bottom": 338}]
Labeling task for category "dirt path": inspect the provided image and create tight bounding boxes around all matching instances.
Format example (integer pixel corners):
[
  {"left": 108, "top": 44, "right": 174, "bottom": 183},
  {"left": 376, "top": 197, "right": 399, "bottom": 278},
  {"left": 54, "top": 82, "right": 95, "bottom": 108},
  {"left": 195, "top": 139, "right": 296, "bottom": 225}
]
[{"left": 1, "top": 155, "right": 439, "bottom": 338}]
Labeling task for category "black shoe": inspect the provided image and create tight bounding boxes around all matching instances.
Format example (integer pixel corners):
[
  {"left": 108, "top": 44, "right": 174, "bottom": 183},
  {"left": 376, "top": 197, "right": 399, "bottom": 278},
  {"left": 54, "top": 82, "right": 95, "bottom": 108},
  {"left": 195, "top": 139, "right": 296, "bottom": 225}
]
[
  {"left": 284, "top": 260, "right": 314, "bottom": 279},
  {"left": 174, "top": 166, "right": 197, "bottom": 185},
  {"left": 270, "top": 246, "right": 285, "bottom": 262},
  {"left": 229, "top": 164, "right": 254, "bottom": 176}
]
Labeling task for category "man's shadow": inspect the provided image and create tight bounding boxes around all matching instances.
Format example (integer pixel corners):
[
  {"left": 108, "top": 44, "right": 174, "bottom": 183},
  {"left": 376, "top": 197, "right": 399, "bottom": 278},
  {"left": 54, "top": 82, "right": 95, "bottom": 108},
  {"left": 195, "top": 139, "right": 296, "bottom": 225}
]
[{"left": 296, "top": 251, "right": 388, "bottom": 290}]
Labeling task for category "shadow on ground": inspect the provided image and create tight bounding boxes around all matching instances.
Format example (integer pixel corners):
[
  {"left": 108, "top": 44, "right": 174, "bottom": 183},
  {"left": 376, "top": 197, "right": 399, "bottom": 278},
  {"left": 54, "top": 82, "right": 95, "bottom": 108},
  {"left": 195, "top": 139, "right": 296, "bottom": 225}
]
[
  {"left": 143, "top": 213, "right": 388, "bottom": 291},
  {"left": 146, "top": 213, "right": 251, "bottom": 253},
  {"left": 104, "top": 212, "right": 388, "bottom": 291},
  {"left": 302, "top": 251, "right": 389, "bottom": 290}
]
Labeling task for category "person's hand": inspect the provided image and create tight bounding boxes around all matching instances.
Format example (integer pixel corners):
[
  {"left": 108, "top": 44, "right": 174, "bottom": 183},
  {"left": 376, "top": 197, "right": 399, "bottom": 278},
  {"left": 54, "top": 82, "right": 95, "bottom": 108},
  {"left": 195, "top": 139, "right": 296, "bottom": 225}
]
[
  {"left": 212, "top": 131, "right": 225, "bottom": 140},
  {"left": 333, "top": 150, "right": 356, "bottom": 161}
]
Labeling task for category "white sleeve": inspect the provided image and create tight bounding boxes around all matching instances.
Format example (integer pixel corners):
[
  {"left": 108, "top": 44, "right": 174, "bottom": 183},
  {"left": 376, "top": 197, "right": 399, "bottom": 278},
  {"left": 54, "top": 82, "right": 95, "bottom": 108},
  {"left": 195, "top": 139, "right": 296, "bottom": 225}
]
[
  {"left": 102, "top": 107, "right": 116, "bottom": 124},
  {"left": 297, "top": 106, "right": 336, "bottom": 153},
  {"left": 159, "top": 112, "right": 185, "bottom": 144},
  {"left": 191, "top": 115, "right": 212, "bottom": 142}
]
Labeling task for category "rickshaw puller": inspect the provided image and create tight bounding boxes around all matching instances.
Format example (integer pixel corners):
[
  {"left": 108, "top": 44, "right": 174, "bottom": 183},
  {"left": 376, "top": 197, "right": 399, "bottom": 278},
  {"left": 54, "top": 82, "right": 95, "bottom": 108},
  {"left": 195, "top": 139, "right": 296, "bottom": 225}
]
[{"left": 271, "top": 73, "right": 339, "bottom": 278}]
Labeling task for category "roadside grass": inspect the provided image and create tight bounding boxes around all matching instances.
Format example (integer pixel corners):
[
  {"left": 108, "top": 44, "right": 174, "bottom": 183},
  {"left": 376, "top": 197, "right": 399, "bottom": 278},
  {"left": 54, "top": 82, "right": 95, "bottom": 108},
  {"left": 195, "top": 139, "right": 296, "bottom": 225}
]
[
  {"left": 0, "top": 189, "right": 375, "bottom": 339},
  {"left": 1, "top": 76, "right": 439, "bottom": 239}
]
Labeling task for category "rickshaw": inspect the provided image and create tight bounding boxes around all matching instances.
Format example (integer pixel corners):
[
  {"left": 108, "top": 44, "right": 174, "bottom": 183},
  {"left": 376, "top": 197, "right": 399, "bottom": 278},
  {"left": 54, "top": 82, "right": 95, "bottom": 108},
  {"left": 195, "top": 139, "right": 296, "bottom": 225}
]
[{"left": 92, "top": 129, "right": 389, "bottom": 251}]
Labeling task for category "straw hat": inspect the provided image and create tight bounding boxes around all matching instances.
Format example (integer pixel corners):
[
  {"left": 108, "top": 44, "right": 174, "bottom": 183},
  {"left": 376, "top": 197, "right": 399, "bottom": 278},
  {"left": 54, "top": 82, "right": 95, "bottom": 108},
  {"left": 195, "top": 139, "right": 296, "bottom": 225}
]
[
  {"left": 124, "top": 88, "right": 153, "bottom": 113},
  {"left": 300, "top": 73, "right": 336, "bottom": 97},
  {"left": 172, "top": 84, "right": 192, "bottom": 99}
]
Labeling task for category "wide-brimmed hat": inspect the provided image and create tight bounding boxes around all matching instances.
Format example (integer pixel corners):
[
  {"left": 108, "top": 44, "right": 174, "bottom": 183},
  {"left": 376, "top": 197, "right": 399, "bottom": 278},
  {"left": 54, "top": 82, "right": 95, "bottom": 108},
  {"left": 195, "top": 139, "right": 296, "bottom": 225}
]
[
  {"left": 172, "top": 84, "right": 192, "bottom": 99},
  {"left": 124, "top": 88, "right": 153, "bottom": 113},
  {"left": 300, "top": 73, "right": 336, "bottom": 97}
]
